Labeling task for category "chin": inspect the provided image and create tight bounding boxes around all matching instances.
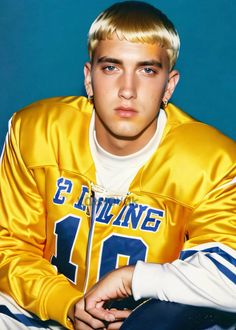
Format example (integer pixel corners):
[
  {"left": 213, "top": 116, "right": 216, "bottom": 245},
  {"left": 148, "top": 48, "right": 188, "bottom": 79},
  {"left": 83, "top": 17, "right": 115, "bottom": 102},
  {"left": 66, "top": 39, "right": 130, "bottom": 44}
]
[{"left": 110, "top": 129, "right": 144, "bottom": 141}]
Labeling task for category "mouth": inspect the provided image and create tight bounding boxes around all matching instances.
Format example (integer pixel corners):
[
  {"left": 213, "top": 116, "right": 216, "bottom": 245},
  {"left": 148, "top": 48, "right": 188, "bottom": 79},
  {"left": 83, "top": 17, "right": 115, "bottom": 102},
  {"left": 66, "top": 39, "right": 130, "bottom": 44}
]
[{"left": 114, "top": 106, "right": 138, "bottom": 118}]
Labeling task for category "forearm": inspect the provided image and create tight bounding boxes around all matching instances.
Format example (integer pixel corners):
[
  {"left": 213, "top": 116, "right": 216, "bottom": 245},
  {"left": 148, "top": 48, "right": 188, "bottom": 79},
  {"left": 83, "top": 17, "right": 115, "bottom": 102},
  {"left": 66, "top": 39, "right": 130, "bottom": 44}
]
[
  {"left": 0, "top": 247, "right": 82, "bottom": 329},
  {"left": 132, "top": 243, "right": 236, "bottom": 312}
]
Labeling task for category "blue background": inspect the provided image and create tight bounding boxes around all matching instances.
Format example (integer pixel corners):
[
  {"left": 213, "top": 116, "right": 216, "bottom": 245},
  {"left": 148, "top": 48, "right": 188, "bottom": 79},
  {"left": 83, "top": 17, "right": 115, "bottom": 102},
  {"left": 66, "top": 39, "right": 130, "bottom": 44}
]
[{"left": 1, "top": 0, "right": 235, "bottom": 148}]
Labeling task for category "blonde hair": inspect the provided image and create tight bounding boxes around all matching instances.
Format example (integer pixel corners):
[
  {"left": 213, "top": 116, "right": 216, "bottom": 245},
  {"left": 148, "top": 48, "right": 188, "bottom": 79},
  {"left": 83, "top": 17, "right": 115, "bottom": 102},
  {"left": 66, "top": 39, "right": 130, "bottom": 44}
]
[{"left": 88, "top": 1, "right": 180, "bottom": 70}]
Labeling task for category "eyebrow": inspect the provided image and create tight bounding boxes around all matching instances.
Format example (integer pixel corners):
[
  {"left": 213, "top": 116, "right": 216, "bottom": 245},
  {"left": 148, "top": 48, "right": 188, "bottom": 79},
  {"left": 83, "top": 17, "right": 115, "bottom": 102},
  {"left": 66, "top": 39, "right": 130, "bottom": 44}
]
[
  {"left": 97, "top": 56, "right": 163, "bottom": 69},
  {"left": 97, "top": 57, "right": 122, "bottom": 65},
  {"left": 138, "top": 60, "right": 163, "bottom": 69}
]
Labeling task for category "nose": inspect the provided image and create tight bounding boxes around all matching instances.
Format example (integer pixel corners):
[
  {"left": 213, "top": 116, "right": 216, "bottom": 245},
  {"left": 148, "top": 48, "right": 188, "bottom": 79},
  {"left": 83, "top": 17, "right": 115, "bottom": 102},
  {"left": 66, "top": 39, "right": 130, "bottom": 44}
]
[{"left": 118, "top": 71, "right": 137, "bottom": 100}]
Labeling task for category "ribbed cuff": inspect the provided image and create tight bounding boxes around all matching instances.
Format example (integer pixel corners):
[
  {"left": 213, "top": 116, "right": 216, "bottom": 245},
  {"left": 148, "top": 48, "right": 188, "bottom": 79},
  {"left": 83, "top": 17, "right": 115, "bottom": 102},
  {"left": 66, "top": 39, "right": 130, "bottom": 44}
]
[{"left": 43, "top": 278, "right": 82, "bottom": 329}]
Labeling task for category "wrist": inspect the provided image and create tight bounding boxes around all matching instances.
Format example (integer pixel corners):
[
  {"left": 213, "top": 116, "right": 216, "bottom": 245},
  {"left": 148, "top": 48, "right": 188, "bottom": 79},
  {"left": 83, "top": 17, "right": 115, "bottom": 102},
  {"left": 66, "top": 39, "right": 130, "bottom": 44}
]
[{"left": 120, "top": 265, "right": 135, "bottom": 296}]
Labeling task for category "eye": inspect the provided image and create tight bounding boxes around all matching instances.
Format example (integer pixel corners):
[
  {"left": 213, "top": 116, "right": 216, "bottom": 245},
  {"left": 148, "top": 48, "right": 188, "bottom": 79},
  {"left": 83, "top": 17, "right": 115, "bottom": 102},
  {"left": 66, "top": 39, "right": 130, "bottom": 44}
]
[
  {"left": 102, "top": 65, "right": 117, "bottom": 72},
  {"left": 142, "top": 67, "right": 157, "bottom": 75}
]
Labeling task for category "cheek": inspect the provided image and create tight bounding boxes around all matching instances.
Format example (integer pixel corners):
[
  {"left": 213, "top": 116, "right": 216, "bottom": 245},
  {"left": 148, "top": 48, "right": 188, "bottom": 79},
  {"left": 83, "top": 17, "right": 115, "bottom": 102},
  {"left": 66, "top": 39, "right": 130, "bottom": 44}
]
[
  {"left": 140, "top": 78, "right": 165, "bottom": 95},
  {"left": 92, "top": 73, "right": 116, "bottom": 94},
  {"left": 149, "top": 84, "right": 167, "bottom": 103},
  {"left": 143, "top": 91, "right": 164, "bottom": 114},
  {"left": 142, "top": 88, "right": 163, "bottom": 106}
]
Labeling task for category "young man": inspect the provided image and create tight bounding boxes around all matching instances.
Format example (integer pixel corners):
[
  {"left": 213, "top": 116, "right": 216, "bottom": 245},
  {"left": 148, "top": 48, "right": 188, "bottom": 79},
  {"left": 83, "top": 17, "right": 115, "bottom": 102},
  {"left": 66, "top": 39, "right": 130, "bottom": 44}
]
[{"left": 0, "top": 1, "right": 235, "bottom": 330}]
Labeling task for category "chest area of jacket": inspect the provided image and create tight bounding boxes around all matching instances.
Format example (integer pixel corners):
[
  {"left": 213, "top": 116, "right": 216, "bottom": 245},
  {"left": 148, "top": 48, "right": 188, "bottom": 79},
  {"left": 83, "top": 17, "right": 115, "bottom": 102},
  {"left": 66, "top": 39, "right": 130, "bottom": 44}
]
[
  {"left": 47, "top": 175, "right": 166, "bottom": 231},
  {"left": 40, "top": 171, "right": 190, "bottom": 288},
  {"left": 43, "top": 171, "right": 190, "bottom": 251}
]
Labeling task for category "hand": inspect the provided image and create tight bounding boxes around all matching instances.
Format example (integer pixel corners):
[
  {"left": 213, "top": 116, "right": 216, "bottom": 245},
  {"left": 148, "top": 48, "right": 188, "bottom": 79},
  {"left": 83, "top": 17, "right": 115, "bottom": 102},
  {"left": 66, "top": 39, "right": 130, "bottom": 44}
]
[
  {"left": 71, "top": 299, "right": 131, "bottom": 330},
  {"left": 84, "top": 266, "right": 135, "bottom": 325},
  {"left": 68, "top": 297, "right": 110, "bottom": 330}
]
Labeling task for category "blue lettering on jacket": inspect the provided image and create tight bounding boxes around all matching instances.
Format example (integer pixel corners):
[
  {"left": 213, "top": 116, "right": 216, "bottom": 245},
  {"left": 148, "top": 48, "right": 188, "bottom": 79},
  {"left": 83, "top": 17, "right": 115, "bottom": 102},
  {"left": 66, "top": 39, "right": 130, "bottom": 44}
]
[
  {"left": 96, "top": 197, "right": 120, "bottom": 224},
  {"left": 53, "top": 177, "right": 73, "bottom": 204},
  {"left": 53, "top": 178, "right": 164, "bottom": 232},
  {"left": 74, "top": 185, "right": 89, "bottom": 211}
]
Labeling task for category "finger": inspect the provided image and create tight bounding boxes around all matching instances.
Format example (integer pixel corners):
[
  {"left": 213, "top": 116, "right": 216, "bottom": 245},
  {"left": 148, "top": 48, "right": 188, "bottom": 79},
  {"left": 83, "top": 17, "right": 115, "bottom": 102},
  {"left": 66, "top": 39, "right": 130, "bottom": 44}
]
[
  {"left": 75, "top": 299, "right": 107, "bottom": 329},
  {"left": 96, "top": 300, "right": 105, "bottom": 309},
  {"left": 74, "top": 316, "right": 107, "bottom": 330},
  {"left": 86, "top": 307, "right": 116, "bottom": 322},
  {"left": 108, "top": 309, "right": 131, "bottom": 320},
  {"left": 74, "top": 318, "right": 93, "bottom": 330},
  {"left": 75, "top": 311, "right": 107, "bottom": 329},
  {"left": 107, "top": 321, "right": 123, "bottom": 329}
]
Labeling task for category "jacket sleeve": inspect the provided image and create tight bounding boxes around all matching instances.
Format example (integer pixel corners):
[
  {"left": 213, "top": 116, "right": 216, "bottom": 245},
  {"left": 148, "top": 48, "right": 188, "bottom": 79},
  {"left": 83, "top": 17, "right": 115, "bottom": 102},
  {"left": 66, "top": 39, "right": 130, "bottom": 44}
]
[
  {"left": 132, "top": 170, "right": 236, "bottom": 311},
  {"left": 0, "top": 115, "right": 81, "bottom": 329}
]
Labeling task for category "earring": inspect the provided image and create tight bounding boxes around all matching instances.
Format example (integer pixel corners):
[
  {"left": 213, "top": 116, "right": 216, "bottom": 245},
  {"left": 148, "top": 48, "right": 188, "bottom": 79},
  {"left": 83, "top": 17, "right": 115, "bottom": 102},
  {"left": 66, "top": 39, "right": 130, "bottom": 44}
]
[
  {"left": 88, "top": 95, "right": 94, "bottom": 100},
  {"left": 163, "top": 99, "right": 168, "bottom": 108}
]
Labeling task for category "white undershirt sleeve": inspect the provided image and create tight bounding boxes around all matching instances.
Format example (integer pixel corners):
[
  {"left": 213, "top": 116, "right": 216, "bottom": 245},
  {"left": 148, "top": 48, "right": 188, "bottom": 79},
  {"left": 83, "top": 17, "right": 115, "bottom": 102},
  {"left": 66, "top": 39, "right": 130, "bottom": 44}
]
[{"left": 132, "top": 243, "right": 236, "bottom": 312}]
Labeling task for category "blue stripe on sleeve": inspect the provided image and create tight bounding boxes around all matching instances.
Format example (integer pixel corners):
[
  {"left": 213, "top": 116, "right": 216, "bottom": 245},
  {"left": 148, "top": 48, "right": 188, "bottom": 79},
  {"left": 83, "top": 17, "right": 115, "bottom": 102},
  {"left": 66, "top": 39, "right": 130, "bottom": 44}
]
[
  {"left": 180, "top": 246, "right": 236, "bottom": 285},
  {"left": 180, "top": 249, "right": 197, "bottom": 260},
  {"left": 180, "top": 246, "right": 236, "bottom": 266},
  {"left": 206, "top": 255, "right": 236, "bottom": 284},
  {"left": 0, "top": 305, "right": 52, "bottom": 328}
]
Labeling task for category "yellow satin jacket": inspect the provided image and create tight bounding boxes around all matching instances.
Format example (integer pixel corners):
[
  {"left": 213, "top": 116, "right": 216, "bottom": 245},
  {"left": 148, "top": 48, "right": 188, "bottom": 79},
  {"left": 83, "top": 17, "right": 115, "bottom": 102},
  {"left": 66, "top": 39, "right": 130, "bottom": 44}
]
[{"left": 0, "top": 96, "right": 235, "bottom": 328}]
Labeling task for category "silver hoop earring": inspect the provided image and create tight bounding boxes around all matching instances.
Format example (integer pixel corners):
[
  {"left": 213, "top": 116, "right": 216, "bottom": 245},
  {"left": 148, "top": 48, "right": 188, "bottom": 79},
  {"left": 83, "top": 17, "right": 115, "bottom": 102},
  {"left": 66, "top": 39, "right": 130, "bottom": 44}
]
[{"left": 88, "top": 95, "right": 94, "bottom": 100}]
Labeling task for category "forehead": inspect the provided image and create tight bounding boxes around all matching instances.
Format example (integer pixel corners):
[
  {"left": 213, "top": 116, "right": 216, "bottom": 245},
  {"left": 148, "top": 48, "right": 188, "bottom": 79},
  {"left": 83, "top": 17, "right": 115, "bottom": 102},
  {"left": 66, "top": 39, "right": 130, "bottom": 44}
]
[{"left": 92, "top": 36, "right": 170, "bottom": 68}]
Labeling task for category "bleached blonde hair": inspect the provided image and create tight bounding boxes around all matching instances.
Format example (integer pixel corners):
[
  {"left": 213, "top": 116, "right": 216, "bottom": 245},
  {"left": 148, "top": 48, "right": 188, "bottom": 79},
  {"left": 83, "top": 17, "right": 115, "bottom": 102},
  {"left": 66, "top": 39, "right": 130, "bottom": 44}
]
[{"left": 88, "top": 1, "right": 180, "bottom": 70}]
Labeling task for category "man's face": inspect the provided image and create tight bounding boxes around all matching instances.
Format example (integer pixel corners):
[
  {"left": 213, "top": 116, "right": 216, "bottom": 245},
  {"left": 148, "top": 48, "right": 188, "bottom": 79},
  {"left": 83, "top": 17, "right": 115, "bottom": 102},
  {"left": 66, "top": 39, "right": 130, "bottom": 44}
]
[{"left": 84, "top": 35, "right": 179, "bottom": 155}]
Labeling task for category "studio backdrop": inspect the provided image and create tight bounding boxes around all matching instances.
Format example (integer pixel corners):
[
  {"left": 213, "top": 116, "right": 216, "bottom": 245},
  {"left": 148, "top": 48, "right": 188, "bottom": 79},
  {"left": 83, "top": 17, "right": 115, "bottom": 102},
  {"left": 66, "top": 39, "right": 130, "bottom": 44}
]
[{"left": 0, "top": 0, "right": 235, "bottom": 148}]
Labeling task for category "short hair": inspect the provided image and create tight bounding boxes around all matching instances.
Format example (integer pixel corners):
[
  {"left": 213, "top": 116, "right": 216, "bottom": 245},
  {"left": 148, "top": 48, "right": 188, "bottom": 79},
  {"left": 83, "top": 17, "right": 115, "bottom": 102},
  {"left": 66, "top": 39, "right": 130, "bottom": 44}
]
[{"left": 88, "top": 1, "right": 180, "bottom": 70}]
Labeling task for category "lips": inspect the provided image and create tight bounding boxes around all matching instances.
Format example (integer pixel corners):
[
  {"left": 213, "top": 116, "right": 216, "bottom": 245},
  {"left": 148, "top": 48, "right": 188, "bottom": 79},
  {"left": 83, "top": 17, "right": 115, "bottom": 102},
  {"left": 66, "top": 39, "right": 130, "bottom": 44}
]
[{"left": 114, "top": 106, "right": 138, "bottom": 118}]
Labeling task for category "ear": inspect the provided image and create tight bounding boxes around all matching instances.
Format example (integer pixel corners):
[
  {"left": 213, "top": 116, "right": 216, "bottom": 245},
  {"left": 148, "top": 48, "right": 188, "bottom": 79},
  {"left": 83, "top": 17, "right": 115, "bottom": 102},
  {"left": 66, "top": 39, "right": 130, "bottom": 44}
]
[
  {"left": 84, "top": 62, "right": 93, "bottom": 98},
  {"left": 163, "top": 70, "right": 180, "bottom": 103}
]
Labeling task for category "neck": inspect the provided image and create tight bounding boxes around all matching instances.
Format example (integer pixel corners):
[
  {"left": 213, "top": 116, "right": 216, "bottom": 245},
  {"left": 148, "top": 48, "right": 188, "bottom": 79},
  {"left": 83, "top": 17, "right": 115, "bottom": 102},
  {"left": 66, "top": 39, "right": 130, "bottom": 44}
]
[{"left": 95, "top": 116, "right": 157, "bottom": 156}]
